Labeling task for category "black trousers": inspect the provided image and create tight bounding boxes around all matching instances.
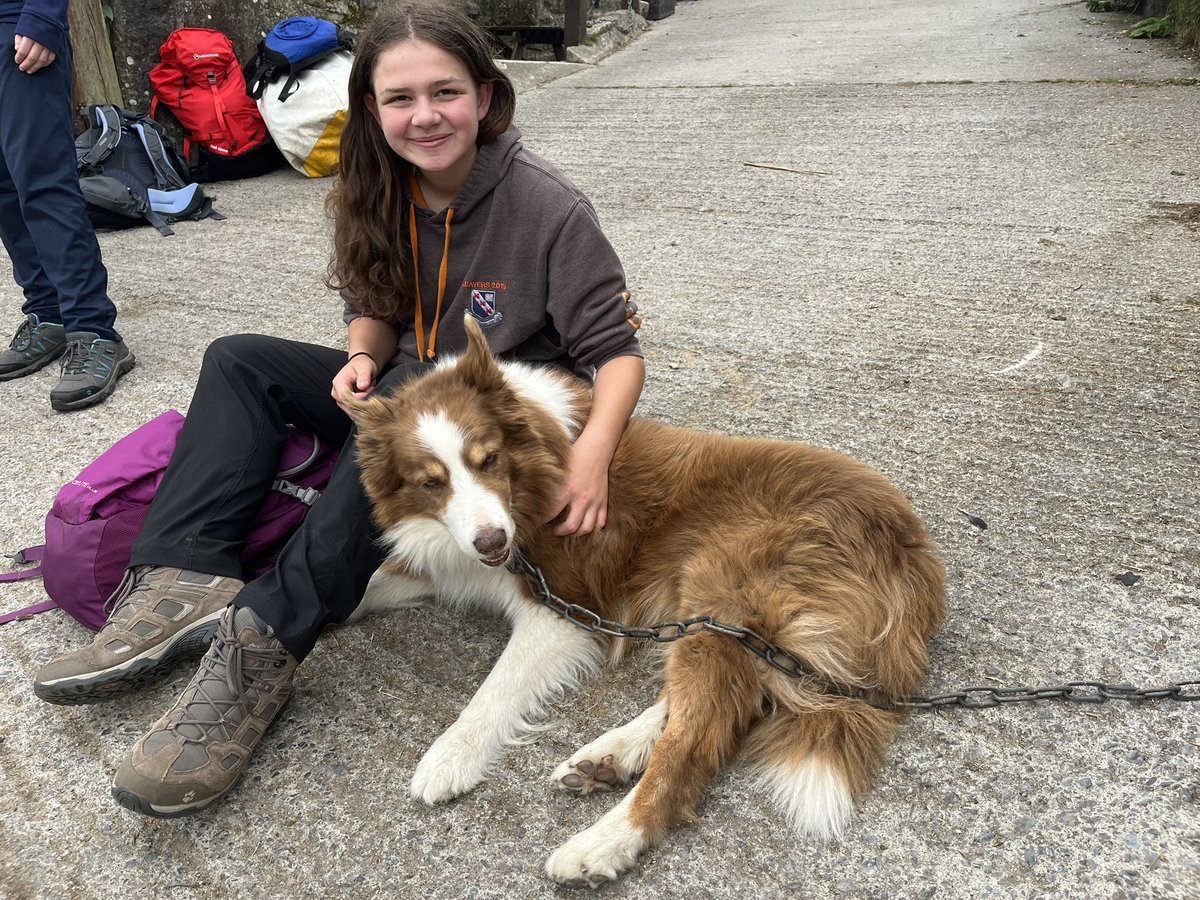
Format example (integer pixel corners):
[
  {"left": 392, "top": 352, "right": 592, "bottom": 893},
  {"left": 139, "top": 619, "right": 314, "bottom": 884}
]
[{"left": 129, "top": 333, "right": 425, "bottom": 660}]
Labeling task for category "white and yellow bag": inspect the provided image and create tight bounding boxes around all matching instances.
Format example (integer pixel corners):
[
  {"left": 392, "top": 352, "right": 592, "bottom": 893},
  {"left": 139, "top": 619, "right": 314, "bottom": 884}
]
[{"left": 256, "top": 49, "right": 352, "bottom": 178}]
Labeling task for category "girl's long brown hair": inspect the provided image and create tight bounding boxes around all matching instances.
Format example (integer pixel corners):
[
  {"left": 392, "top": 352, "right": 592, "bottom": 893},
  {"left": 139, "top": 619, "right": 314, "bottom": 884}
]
[{"left": 325, "top": 1, "right": 516, "bottom": 322}]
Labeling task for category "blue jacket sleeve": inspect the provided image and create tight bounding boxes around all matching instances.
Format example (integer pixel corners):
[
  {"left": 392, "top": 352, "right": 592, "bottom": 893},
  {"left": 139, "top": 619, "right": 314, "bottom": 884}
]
[{"left": 16, "top": 0, "right": 70, "bottom": 56}]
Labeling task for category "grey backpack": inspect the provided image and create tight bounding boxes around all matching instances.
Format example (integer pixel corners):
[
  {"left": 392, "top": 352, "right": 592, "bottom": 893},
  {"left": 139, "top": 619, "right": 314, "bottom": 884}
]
[{"left": 74, "top": 104, "right": 223, "bottom": 236}]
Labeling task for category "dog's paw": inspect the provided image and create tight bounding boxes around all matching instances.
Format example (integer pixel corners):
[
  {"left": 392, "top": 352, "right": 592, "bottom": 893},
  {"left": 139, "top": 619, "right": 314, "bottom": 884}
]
[
  {"left": 545, "top": 847, "right": 622, "bottom": 889},
  {"left": 545, "top": 813, "right": 645, "bottom": 888},
  {"left": 549, "top": 708, "right": 665, "bottom": 795},
  {"left": 551, "top": 753, "right": 622, "bottom": 795},
  {"left": 410, "top": 731, "right": 490, "bottom": 805}
]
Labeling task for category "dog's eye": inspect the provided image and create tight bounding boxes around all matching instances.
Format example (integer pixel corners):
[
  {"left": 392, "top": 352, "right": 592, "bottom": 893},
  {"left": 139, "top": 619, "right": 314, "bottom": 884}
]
[
  {"left": 422, "top": 478, "right": 445, "bottom": 493},
  {"left": 481, "top": 451, "right": 501, "bottom": 471}
]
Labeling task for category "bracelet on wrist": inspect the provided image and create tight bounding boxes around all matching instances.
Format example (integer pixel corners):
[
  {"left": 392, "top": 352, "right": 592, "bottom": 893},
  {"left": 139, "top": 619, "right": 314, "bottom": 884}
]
[{"left": 347, "top": 350, "right": 376, "bottom": 366}]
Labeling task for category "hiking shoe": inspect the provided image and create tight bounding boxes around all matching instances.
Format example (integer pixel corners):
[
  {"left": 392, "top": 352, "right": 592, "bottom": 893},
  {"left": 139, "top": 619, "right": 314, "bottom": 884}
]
[
  {"left": 33, "top": 566, "right": 244, "bottom": 705},
  {"left": 111, "top": 605, "right": 298, "bottom": 818},
  {"left": 0, "top": 313, "right": 67, "bottom": 380},
  {"left": 49, "top": 331, "right": 136, "bottom": 411}
]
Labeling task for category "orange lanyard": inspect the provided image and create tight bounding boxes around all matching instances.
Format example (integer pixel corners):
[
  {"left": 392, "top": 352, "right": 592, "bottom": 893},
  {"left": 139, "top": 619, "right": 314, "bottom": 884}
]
[{"left": 407, "top": 172, "right": 454, "bottom": 362}]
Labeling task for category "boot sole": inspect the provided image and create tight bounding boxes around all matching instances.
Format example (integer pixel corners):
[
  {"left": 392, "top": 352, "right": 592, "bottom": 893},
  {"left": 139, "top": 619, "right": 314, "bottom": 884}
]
[
  {"left": 0, "top": 345, "right": 67, "bottom": 381},
  {"left": 34, "top": 613, "right": 222, "bottom": 705},
  {"left": 111, "top": 695, "right": 293, "bottom": 818},
  {"left": 50, "top": 353, "right": 137, "bottom": 411},
  {"left": 111, "top": 785, "right": 224, "bottom": 819}
]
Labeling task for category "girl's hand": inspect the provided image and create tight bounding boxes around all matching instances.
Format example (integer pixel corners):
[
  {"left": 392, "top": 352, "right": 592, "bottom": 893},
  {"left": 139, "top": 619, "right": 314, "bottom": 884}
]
[
  {"left": 332, "top": 353, "right": 378, "bottom": 416},
  {"left": 544, "top": 353, "right": 644, "bottom": 536},
  {"left": 545, "top": 432, "right": 611, "bottom": 536}
]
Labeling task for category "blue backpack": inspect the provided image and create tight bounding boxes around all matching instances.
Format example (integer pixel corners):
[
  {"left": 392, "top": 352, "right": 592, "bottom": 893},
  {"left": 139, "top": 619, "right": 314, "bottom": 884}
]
[{"left": 244, "top": 17, "right": 355, "bottom": 102}]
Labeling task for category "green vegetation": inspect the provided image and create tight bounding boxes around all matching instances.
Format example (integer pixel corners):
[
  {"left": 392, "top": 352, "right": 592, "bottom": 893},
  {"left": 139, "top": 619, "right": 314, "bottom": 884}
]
[
  {"left": 1089, "top": 0, "right": 1199, "bottom": 54},
  {"left": 341, "top": 3, "right": 378, "bottom": 32},
  {"left": 1129, "top": 15, "right": 1175, "bottom": 36},
  {"left": 1174, "top": 0, "right": 1200, "bottom": 50}
]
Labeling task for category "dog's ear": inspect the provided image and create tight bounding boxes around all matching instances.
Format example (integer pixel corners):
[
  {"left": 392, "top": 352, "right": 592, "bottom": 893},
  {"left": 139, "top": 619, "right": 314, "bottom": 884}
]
[
  {"left": 342, "top": 390, "right": 393, "bottom": 429},
  {"left": 457, "top": 314, "right": 507, "bottom": 395}
]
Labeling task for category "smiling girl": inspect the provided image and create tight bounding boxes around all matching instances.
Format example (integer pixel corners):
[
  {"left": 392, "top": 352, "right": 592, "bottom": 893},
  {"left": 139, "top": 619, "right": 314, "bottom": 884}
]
[{"left": 35, "top": 0, "right": 645, "bottom": 819}]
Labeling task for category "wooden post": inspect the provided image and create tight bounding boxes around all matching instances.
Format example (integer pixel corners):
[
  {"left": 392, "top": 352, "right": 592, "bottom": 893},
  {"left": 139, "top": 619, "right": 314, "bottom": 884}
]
[
  {"left": 69, "top": 0, "right": 122, "bottom": 116},
  {"left": 564, "top": 0, "right": 587, "bottom": 48}
]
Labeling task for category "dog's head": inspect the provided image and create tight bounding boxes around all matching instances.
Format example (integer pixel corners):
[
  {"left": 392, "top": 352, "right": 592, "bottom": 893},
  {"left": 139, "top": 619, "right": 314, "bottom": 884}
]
[{"left": 348, "top": 317, "right": 577, "bottom": 570}]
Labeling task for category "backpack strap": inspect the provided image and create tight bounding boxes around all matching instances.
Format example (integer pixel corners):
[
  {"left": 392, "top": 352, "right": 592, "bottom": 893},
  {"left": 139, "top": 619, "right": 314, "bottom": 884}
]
[
  {"left": 275, "top": 47, "right": 343, "bottom": 102},
  {"left": 272, "top": 432, "right": 324, "bottom": 503},
  {"left": 199, "top": 196, "right": 225, "bottom": 221},
  {"left": 0, "top": 599, "right": 57, "bottom": 626},
  {"left": 76, "top": 105, "right": 123, "bottom": 172},
  {"left": 144, "top": 209, "right": 175, "bottom": 237},
  {"left": 150, "top": 96, "right": 194, "bottom": 163},
  {"left": 130, "top": 122, "right": 189, "bottom": 190},
  {"left": 277, "top": 73, "right": 302, "bottom": 103},
  {"left": 270, "top": 430, "right": 330, "bottom": 505},
  {"left": 0, "top": 563, "right": 43, "bottom": 583},
  {"left": 246, "top": 66, "right": 272, "bottom": 100},
  {"left": 6, "top": 545, "right": 44, "bottom": 565},
  {"left": 277, "top": 433, "right": 322, "bottom": 476},
  {"left": 0, "top": 545, "right": 51, "bottom": 624},
  {"left": 79, "top": 173, "right": 173, "bottom": 235},
  {"left": 146, "top": 185, "right": 199, "bottom": 215},
  {"left": 147, "top": 185, "right": 225, "bottom": 223},
  {"left": 205, "top": 72, "right": 235, "bottom": 145},
  {"left": 244, "top": 45, "right": 276, "bottom": 101}
]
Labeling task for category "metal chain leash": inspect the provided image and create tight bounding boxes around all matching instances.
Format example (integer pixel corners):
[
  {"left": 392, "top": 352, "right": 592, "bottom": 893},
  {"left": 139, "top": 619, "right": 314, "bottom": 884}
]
[{"left": 507, "top": 550, "right": 1200, "bottom": 712}]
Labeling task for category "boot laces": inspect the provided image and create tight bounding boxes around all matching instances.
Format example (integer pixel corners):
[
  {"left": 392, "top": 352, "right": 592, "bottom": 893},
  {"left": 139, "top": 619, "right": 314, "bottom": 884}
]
[
  {"left": 60, "top": 338, "right": 96, "bottom": 376},
  {"left": 102, "top": 568, "right": 144, "bottom": 627},
  {"left": 173, "top": 617, "right": 291, "bottom": 744},
  {"left": 8, "top": 317, "right": 33, "bottom": 352}
]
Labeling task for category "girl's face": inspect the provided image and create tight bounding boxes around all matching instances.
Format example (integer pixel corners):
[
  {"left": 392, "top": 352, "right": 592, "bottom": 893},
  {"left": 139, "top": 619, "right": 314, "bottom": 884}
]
[{"left": 366, "top": 38, "right": 493, "bottom": 190}]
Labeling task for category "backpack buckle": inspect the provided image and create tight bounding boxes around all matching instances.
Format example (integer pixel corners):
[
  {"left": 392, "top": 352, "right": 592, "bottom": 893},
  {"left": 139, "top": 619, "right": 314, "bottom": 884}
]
[{"left": 271, "top": 478, "right": 321, "bottom": 507}]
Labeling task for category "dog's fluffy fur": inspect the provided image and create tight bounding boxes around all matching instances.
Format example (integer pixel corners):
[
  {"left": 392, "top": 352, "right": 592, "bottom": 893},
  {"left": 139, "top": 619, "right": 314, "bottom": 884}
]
[{"left": 348, "top": 318, "right": 945, "bottom": 887}]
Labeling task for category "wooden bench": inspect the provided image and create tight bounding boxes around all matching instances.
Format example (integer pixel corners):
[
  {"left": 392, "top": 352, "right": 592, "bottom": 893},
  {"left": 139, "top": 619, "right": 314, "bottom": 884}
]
[{"left": 485, "top": 0, "right": 587, "bottom": 62}]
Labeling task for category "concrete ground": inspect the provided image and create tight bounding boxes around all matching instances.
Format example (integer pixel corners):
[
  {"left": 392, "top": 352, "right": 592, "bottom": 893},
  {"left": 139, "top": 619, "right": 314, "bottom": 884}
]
[{"left": 2, "top": 1, "right": 1199, "bottom": 897}]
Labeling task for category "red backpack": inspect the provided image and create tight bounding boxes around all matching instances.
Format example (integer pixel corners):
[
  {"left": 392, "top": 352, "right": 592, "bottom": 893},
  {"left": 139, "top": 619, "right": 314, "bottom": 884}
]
[{"left": 149, "top": 28, "right": 284, "bottom": 181}]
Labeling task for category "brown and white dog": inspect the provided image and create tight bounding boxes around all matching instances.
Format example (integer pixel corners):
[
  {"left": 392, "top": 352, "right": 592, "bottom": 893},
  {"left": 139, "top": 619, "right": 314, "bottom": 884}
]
[{"left": 347, "top": 317, "right": 944, "bottom": 887}]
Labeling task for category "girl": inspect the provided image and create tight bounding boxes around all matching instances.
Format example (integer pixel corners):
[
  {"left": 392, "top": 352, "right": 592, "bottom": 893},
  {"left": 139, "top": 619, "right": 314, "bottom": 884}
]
[{"left": 34, "top": 0, "right": 644, "bottom": 819}]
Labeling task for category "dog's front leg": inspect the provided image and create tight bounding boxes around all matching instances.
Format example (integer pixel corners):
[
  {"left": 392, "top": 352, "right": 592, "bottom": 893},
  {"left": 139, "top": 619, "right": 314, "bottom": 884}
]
[
  {"left": 348, "top": 569, "right": 432, "bottom": 623},
  {"left": 410, "top": 603, "right": 603, "bottom": 805}
]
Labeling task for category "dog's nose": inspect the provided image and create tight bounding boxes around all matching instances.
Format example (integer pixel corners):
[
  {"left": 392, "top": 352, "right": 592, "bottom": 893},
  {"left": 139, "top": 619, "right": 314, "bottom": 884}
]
[{"left": 474, "top": 528, "right": 507, "bottom": 556}]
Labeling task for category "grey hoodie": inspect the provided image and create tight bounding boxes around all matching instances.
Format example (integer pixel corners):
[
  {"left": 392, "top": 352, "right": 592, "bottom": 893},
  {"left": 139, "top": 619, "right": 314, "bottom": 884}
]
[{"left": 344, "top": 126, "right": 642, "bottom": 376}]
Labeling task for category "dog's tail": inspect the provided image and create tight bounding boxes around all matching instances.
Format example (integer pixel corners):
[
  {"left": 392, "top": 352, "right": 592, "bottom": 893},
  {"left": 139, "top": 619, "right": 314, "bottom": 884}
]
[
  {"left": 736, "top": 540, "right": 943, "bottom": 841},
  {"left": 742, "top": 700, "right": 902, "bottom": 841}
]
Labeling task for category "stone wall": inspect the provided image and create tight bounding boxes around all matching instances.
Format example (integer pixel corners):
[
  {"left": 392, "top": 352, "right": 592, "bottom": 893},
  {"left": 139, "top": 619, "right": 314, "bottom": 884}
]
[
  {"left": 459, "top": 1, "right": 556, "bottom": 26},
  {"left": 107, "top": 0, "right": 628, "bottom": 112},
  {"left": 427, "top": 2, "right": 636, "bottom": 28},
  {"left": 109, "top": 0, "right": 378, "bottom": 112}
]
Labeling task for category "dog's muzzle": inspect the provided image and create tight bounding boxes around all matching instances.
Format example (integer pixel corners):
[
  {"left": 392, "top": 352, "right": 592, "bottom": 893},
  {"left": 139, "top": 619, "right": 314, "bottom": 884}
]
[{"left": 474, "top": 527, "right": 511, "bottom": 567}]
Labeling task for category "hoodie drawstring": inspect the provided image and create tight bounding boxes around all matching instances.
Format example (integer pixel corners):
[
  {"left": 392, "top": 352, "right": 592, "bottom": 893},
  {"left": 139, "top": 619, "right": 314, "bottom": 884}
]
[{"left": 408, "top": 172, "right": 454, "bottom": 362}]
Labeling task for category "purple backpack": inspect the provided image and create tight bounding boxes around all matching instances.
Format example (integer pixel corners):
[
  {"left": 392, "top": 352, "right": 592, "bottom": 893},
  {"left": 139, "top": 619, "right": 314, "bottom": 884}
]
[{"left": 1, "top": 410, "right": 339, "bottom": 630}]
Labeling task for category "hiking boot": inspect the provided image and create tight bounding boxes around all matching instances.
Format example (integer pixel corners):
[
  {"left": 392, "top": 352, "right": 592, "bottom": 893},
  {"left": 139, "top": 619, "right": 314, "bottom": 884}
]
[
  {"left": 111, "top": 605, "right": 298, "bottom": 818},
  {"left": 0, "top": 313, "right": 67, "bottom": 380},
  {"left": 33, "top": 566, "right": 244, "bottom": 705},
  {"left": 49, "top": 331, "right": 136, "bottom": 411}
]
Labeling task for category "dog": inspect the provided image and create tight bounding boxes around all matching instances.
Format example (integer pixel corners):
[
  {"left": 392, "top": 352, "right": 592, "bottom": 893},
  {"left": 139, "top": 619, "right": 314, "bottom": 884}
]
[{"left": 347, "top": 317, "right": 945, "bottom": 887}]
